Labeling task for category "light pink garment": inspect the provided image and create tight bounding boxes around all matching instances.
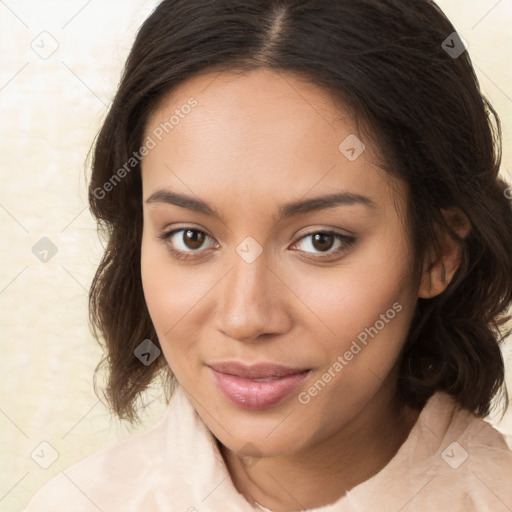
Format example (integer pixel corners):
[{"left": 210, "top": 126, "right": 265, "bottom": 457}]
[{"left": 23, "top": 385, "right": 512, "bottom": 511}]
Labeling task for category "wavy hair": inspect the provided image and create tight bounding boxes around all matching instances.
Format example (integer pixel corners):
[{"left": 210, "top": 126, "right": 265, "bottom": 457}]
[{"left": 88, "top": 0, "right": 512, "bottom": 422}]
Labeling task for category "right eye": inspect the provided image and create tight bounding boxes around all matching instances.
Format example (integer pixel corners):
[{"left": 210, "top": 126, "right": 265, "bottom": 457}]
[{"left": 158, "top": 227, "right": 218, "bottom": 260}]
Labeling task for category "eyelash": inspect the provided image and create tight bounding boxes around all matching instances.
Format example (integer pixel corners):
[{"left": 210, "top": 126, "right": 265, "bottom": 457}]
[{"left": 157, "top": 227, "right": 356, "bottom": 262}]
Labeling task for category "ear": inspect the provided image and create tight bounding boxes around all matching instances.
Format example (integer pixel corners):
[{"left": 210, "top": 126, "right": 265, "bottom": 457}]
[{"left": 418, "top": 207, "right": 471, "bottom": 299}]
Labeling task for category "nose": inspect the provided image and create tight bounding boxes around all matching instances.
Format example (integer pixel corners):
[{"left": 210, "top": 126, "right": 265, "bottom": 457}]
[{"left": 214, "top": 252, "right": 292, "bottom": 343}]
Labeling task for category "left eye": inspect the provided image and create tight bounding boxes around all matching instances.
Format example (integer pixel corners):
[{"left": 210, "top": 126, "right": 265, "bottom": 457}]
[{"left": 292, "top": 231, "right": 354, "bottom": 255}]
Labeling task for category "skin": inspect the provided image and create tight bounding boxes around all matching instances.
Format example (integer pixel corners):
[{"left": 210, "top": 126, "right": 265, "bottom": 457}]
[{"left": 140, "top": 68, "right": 463, "bottom": 511}]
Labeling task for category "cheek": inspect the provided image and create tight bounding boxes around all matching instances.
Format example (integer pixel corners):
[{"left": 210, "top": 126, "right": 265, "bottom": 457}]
[
  {"left": 141, "top": 236, "right": 188, "bottom": 347},
  {"left": 140, "top": 234, "right": 218, "bottom": 369},
  {"left": 298, "top": 235, "right": 417, "bottom": 414},
  {"left": 292, "top": 254, "right": 416, "bottom": 436},
  {"left": 298, "top": 229, "right": 415, "bottom": 345}
]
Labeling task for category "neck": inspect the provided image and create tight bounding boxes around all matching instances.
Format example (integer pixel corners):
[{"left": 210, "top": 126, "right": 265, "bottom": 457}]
[{"left": 220, "top": 383, "right": 420, "bottom": 511}]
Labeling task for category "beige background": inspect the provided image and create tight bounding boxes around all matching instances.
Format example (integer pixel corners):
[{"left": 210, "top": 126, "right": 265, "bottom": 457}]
[{"left": 1, "top": 1, "right": 511, "bottom": 511}]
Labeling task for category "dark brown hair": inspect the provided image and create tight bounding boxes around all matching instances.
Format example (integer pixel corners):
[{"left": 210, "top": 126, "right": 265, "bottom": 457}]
[{"left": 88, "top": 0, "right": 512, "bottom": 422}]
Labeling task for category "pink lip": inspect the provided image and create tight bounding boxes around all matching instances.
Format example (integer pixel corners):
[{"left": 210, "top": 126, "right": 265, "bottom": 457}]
[{"left": 208, "top": 362, "right": 311, "bottom": 410}]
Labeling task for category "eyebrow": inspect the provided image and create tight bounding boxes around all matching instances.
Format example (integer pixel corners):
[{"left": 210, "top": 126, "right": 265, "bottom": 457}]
[{"left": 145, "top": 188, "right": 376, "bottom": 223}]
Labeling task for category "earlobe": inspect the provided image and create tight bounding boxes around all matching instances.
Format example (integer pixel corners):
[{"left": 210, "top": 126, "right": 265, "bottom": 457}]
[
  {"left": 417, "top": 249, "right": 453, "bottom": 298},
  {"left": 417, "top": 208, "right": 470, "bottom": 299}
]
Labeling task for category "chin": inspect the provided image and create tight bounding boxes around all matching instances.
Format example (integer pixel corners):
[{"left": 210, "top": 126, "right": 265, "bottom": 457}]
[{"left": 199, "top": 394, "right": 318, "bottom": 458}]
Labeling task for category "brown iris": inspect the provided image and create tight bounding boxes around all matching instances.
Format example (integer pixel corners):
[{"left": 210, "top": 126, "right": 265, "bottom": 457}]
[
  {"left": 182, "top": 229, "right": 206, "bottom": 250},
  {"left": 311, "top": 233, "right": 335, "bottom": 252}
]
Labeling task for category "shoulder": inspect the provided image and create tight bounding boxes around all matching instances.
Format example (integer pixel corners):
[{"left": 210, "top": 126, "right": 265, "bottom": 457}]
[
  {"left": 447, "top": 398, "right": 512, "bottom": 506},
  {"left": 22, "top": 403, "right": 174, "bottom": 512},
  {"left": 348, "top": 392, "right": 512, "bottom": 512},
  {"left": 423, "top": 392, "right": 512, "bottom": 466},
  {"left": 411, "top": 392, "right": 512, "bottom": 511},
  {"left": 21, "top": 385, "right": 249, "bottom": 512}
]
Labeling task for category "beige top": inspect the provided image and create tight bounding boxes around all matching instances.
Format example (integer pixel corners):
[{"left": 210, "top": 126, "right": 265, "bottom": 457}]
[{"left": 23, "top": 385, "right": 512, "bottom": 512}]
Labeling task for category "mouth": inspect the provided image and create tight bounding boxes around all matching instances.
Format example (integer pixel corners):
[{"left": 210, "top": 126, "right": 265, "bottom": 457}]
[{"left": 207, "top": 361, "right": 311, "bottom": 410}]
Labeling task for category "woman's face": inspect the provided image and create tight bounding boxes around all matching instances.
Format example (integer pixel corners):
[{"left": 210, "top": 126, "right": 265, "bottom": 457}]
[{"left": 140, "top": 68, "right": 420, "bottom": 458}]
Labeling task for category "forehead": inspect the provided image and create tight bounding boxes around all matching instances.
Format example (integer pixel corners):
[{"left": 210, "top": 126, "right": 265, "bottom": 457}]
[{"left": 142, "top": 68, "right": 402, "bottom": 215}]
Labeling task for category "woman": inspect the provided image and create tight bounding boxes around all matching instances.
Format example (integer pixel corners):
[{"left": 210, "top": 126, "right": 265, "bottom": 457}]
[{"left": 24, "top": 0, "right": 512, "bottom": 510}]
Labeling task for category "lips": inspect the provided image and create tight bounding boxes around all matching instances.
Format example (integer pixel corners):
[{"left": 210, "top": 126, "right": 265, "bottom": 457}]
[
  {"left": 209, "top": 362, "right": 309, "bottom": 379},
  {"left": 208, "top": 361, "right": 311, "bottom": 410}
]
